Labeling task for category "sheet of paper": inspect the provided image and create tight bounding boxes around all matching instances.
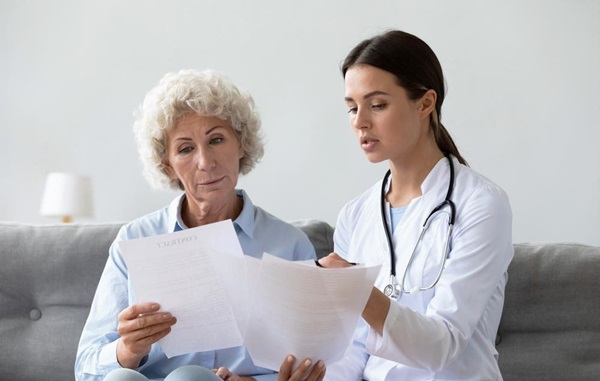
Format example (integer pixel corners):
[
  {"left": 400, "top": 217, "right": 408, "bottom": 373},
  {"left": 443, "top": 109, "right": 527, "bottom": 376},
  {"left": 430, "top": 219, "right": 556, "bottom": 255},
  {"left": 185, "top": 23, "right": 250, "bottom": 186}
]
[
  {"left": 243, "top": 253, "right": 380, "bottom": 370},
  {"left": 119, "top": 220, "right": 245, "bottom": 357}
]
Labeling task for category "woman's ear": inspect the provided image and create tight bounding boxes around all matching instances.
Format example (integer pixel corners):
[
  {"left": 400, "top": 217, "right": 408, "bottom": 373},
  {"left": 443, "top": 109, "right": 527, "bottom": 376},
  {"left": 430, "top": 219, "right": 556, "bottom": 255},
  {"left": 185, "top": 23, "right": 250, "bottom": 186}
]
[
  {"left": 161, "top": 158, "right": 177, "bottom": 180},
  {"left": 419, "top": 89, "right": 437, "bottom": 119}
]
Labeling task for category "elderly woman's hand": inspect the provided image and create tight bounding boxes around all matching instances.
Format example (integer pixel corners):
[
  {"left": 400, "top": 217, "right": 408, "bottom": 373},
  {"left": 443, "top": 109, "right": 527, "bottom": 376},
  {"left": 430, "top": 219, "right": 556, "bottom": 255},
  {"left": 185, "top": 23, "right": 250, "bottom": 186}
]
[
  {"left": 213, "top": 367, "right": 256, "bottom": 380},
  {"left": 317, "top": 252, "right": 353, "bottom": 268},
  {"left": 277, "top": 355, "right": 326, "bottom": 381},
  {"left": 115, "top": 302, "right": 177, "bottom": 369}
]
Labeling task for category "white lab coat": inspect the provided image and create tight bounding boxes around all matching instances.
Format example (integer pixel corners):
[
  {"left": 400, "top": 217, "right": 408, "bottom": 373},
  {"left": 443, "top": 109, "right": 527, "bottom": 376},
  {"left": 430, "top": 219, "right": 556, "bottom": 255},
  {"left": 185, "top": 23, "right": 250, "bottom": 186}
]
[{"left": 326, "top": 156, "right": 513, "bottom": 381}]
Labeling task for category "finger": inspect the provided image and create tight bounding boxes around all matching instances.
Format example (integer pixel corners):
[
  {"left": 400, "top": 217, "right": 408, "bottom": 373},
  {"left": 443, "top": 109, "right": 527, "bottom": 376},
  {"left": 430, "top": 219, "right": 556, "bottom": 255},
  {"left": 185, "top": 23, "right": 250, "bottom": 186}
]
[
  {"left": 119, "top": 311, "right": 176, "bottom": 336},
  {"left": 118, "top": 316, "right": 176, "bottom": 351},
  {"left": 318, "top": 253, "right": 351, "bottom": 268},
  {"left": 119, "top": 303, "right": 160, "bottom": 321},
  {"left": 215, "top": 367, "right": 229, "bottom": 379},
  {"left": 277, "top": 355, "right": 295, "bottom": 380},
  {"left": 308, "top": 361, "right": 326, "bottom": 381},
  {"left": 290, "top": 358, "right": 312, "bottom": 381}
]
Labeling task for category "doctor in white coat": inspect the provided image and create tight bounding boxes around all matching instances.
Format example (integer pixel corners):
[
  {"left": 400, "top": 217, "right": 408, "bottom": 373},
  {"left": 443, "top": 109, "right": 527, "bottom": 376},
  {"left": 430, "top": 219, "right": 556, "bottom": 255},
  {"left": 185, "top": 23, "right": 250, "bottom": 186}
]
[{"left": 321, "top": 30, "right": 513, "bottom": 380}]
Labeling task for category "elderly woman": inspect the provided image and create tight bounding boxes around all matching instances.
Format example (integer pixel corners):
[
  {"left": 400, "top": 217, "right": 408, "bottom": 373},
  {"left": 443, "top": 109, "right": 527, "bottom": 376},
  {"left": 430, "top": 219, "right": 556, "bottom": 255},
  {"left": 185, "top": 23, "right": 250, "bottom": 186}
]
[{"left": 75, "top": 70, "right": 325, "bottom": 381}]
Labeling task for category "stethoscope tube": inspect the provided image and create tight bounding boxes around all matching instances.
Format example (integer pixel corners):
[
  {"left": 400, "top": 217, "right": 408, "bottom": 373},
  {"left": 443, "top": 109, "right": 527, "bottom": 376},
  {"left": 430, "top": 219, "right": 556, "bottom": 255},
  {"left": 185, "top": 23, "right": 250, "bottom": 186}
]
[{"left": 381, "top": 154, "right": 456, "bottom": 300}]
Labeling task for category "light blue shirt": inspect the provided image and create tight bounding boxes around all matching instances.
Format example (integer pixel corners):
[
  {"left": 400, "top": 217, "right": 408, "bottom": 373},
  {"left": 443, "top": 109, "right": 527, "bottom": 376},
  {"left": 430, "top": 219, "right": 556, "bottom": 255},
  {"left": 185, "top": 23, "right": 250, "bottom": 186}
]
[
  {"left": 75, "top": 189, "right": 316, "bottom": 381},
  {"left": 390, "top": 205, "right": 408, "bottom": 232}
]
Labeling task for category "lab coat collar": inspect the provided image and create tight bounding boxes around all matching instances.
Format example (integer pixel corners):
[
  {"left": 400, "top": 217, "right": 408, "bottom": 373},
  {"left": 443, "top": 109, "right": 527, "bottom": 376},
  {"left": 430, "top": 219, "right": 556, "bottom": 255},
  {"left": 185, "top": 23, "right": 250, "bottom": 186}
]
[{"left": 420, "top": 154, "right": 458, "bottom": 194}]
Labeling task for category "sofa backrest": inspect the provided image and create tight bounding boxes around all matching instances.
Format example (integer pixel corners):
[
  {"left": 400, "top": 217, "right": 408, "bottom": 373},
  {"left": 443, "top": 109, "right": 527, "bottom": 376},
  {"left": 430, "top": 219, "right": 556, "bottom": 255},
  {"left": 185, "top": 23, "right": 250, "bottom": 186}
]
[
  {"left": 2, "top": 221, "right": 599, "bottom": 380},
  {"left": 0, "top": 222, "right": 123, "bottom": 381},
  {"left": 497, "top": 243, "right": 600, "bottom": 380}
]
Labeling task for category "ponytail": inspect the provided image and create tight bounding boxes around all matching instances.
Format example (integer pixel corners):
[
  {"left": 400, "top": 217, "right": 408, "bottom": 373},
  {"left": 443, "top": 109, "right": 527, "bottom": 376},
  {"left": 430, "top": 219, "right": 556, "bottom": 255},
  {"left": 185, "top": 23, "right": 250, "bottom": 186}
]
[{"left": 431, "top": 109, "right": 467, "bottom": 165}]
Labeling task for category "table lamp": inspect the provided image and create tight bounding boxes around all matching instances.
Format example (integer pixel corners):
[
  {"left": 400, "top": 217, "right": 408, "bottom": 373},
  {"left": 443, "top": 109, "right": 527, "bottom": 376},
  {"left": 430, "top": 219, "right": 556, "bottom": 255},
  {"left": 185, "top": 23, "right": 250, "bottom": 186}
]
[{"left": 39, "top": 172, "right": 94, "bottom": 223}]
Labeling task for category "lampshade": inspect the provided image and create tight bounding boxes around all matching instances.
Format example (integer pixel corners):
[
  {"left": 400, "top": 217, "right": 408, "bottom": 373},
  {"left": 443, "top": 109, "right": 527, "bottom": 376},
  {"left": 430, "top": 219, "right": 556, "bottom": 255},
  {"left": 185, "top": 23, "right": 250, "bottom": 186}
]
[{"left": 40, "top": 172, "right": 94, "bottom": 223}]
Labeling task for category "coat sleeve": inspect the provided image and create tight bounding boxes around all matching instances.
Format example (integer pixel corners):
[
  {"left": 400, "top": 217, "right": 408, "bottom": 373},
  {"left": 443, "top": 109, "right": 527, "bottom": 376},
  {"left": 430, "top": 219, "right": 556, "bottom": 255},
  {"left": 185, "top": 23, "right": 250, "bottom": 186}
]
[{"left": 323, "top": 203, "right": 369, "bottom": 381}]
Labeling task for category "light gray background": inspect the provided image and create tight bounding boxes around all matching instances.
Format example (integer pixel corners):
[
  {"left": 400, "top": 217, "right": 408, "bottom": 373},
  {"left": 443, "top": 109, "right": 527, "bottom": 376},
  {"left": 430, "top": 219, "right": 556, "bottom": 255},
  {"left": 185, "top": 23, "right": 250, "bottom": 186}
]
[{"left": 1, "top": 0, "right": 599, "bottom": 245}]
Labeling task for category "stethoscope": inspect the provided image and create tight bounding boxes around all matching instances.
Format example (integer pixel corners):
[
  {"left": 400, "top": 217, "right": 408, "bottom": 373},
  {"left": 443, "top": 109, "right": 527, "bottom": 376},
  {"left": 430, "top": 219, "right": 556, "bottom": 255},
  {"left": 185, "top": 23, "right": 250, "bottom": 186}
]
[{"left": 382, "top": 154, "right": 456, "bottom": 300}]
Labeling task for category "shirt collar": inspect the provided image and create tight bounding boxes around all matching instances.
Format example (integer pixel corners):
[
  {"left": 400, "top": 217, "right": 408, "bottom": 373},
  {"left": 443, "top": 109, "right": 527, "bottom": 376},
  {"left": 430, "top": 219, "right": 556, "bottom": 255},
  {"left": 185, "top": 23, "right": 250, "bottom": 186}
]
[
  {"left": 167, "top": 189, "right": 255, "bottom": 238},
  {"left": 168, "top": 194, "right": 185, "bottom": 232},
  {"left": 233, "top": 189, "right": 255, "bottom": 239}
]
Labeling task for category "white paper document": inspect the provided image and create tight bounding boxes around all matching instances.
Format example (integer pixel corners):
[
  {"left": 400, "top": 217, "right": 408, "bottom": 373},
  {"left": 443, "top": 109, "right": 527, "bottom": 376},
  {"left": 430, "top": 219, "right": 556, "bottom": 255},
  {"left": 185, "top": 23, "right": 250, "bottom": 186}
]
[
  {"left": 120, "top": 220, "right": 380, "bottom": 368},
  {"left": 119, "top": 220, "right": 246, "bottom": 357},
  {"left": 243, "top": 253, "right": 380, "bottom": 370}
]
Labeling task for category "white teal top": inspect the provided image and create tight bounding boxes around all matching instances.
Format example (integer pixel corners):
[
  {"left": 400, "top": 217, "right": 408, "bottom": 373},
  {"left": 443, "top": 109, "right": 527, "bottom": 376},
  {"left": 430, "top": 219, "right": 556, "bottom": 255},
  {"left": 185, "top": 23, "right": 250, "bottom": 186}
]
[{"left": 326, "top": 156, "right": 513, "bottom": 381}]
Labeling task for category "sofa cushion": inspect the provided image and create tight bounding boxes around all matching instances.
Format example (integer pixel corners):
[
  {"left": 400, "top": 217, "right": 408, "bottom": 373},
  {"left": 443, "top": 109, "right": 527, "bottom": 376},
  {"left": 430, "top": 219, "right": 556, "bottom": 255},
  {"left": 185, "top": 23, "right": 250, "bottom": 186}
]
[
  {"left": 497, "top": 243, "right": 600, "bottom": 379},
  {"left": 290, "top": 219, "right": 334, "bottom": 259},
  {"left": 0, "top": 222, "right": 123, "bottom": 381}
]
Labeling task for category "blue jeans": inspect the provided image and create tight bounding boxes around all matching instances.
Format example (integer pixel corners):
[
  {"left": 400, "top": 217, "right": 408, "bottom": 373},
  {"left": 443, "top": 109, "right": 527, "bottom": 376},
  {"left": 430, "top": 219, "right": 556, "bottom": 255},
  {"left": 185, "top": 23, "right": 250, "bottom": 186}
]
[{"left": 104, "top": 365, "right": 221, "bottom": 381}]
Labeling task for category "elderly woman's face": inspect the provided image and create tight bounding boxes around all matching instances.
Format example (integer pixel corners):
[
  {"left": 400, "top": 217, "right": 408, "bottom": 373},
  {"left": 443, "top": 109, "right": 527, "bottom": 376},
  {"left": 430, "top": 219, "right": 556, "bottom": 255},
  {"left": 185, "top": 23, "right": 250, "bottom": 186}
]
[{"left": 163, "top": 113, "right": 243, "bottom": 204}]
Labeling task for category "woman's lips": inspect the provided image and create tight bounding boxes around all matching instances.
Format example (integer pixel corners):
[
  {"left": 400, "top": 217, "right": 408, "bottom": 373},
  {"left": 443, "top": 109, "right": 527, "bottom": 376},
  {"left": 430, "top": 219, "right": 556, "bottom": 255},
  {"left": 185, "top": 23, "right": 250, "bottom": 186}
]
[
  {"left": 361, "top": 137, "right": 379, "bottom": 152},
  {"left": 199, "top": 176, "right": 225, "bottom": 186}
]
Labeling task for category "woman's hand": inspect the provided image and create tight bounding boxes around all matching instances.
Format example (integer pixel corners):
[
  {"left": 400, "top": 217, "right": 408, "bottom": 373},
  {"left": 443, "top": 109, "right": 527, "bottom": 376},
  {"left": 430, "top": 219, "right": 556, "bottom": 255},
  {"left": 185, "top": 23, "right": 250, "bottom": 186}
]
[
  {"left": 317, "top": 252, "right": 353, "bottom": 268},
  {"left": 277, "top": 355, "right": 326, "bottom": 381},
  {"left": 116, "top": 302, "right": 177, "bottom": 369},
  {"left": 213, "top": 367, "right": 256, "bottom": 380}
]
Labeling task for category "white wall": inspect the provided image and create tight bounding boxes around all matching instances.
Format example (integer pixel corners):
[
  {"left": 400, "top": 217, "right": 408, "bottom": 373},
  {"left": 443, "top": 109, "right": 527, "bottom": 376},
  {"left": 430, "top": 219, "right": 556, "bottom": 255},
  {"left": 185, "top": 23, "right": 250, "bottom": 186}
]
[{"left": 1, "top": 0, "right": 599, "bottom": 245}]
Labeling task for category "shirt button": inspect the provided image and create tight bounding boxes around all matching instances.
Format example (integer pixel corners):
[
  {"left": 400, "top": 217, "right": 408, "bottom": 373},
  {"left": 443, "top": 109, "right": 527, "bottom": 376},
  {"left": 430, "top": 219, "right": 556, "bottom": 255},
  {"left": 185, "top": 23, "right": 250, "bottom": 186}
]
[{"left": 29, "top": 308, "right": 42, "bottom": 321}]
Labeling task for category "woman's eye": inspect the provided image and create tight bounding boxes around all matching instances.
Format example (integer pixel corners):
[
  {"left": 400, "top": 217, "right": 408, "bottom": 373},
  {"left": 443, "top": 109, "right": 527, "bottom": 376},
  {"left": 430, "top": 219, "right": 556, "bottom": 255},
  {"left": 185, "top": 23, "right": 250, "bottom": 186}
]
[
  {"left": 372, "top": 103, "right": 387, "bottom": 110},
  {"left": 209, "top": 137, "right": 224, "bottom": 145},
  {"left": 347, "top": 107, "right": 358, "bottom": 114},
  {"left": 179, "top": 146, "right": 194, "bottom": 154}
]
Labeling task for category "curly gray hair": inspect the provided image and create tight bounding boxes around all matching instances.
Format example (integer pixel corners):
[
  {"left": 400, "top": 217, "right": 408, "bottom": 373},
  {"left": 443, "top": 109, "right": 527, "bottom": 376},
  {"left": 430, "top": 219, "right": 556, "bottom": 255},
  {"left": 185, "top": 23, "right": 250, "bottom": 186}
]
[{"left": 133, "top": 69, "right": 264, "bottom": 190}]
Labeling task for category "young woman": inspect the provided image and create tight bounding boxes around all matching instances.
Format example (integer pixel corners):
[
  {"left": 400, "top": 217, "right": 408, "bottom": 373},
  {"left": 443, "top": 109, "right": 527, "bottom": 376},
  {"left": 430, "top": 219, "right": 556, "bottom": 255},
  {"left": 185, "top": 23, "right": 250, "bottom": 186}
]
[{"left": 321, "top": 30, "right": 513, "bottom": 380}]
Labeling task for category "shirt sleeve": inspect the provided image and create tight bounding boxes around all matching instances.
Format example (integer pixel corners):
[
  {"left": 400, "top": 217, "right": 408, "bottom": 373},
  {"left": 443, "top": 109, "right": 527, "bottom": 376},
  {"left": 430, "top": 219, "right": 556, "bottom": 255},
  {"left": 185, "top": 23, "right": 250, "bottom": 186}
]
[
  {"left": 366, "top": 184, "right": 513, "bottom": 371},
  {"left": 293, "top": 231, "right": 318, "bottom": 261},
  {"left": 75, "top": 226, "right": 131, "bottom": 380},
  {"left": 333, "top": 202, "right": 353, "bottom": 257}
]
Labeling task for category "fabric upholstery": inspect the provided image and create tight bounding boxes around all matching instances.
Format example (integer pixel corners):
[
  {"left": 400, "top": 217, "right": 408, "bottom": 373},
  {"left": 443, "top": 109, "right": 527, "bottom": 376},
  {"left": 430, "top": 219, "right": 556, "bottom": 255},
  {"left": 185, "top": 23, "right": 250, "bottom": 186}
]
[
  {"left": 1, "top": 222, "right": 599, "bottom": 380},
  {"left": 497, "top": 243, "right": 600, "bottom": 380},
  {"left": 0, "top": 222, "right": 122, "bottom": 381},
  {"left": 289, "top": 219, "right": 334, "bottom": 259}
]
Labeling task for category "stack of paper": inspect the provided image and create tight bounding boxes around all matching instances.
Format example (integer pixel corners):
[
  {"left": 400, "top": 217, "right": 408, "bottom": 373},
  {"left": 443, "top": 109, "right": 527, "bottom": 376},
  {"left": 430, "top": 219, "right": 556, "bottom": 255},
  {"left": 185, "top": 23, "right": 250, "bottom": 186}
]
[{"left": 120, "top": 220, "right": 379, "bottom": 370}]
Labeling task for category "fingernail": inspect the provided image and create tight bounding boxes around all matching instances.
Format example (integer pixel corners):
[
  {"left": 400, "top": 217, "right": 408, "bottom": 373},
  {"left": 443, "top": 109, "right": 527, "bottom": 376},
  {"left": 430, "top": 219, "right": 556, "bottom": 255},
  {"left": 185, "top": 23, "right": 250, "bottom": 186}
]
[
  {"left": 152, "top": 304, "right": 160, "bottom": 310},
  {"left": 163, "top": 313, "right": 171, "bottom": 320},
  {"left": 304, "top": 359, "right": 311, "bottom": 367},
  {"left": 287, "top": 355, "right": 294, "bottom": 363}
]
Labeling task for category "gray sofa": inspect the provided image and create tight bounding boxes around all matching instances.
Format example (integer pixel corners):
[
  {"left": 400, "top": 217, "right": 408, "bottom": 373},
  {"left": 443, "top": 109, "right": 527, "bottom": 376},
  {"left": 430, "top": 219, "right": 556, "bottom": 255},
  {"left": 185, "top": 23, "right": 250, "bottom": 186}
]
[{"left": 1, "top": 221, "right": 599, "bottom": 380}]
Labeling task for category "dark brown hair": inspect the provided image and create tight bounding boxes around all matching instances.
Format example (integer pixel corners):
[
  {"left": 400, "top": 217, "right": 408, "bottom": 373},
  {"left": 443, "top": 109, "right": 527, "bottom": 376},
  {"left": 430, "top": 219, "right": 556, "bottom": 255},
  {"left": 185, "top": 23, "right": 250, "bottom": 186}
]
[{"left": 342, "top": 30, "right": 467, "bottom": 165}]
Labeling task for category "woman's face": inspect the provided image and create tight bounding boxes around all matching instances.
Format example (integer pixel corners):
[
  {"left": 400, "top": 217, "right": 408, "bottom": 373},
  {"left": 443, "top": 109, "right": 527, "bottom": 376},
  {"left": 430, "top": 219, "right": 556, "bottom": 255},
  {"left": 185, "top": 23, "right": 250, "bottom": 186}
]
[
  {"left": 163, "top": 113, "right": 244, "bottom": 205},
  {"left": 344, "top": 64, "right": 430, "bottom": 164}
]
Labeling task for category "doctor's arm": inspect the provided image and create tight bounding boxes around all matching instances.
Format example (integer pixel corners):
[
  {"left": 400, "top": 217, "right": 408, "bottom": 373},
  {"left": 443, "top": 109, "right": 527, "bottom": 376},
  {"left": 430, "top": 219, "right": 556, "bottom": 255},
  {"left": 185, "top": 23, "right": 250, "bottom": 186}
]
[{"left": 318, "top": 253, "right": 390, "bottom": 335}]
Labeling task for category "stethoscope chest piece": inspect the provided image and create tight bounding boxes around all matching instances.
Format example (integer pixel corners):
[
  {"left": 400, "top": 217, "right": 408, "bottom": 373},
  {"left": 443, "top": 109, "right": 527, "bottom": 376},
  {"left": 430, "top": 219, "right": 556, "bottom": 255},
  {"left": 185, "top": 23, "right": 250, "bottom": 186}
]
[{"left": 383, "top": 280, "right": 401, "bottom": 300}]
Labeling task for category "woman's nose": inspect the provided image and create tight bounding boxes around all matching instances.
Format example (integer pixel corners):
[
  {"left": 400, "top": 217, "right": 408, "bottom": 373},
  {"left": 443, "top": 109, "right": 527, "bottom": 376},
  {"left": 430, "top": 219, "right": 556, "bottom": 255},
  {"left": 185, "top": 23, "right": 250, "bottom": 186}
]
[
  {"left": 196, "top": 149, "right": 216, "bottom": 170},
  {"left": 352, "top": 109, "right": 370, "bottom": 130}
]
